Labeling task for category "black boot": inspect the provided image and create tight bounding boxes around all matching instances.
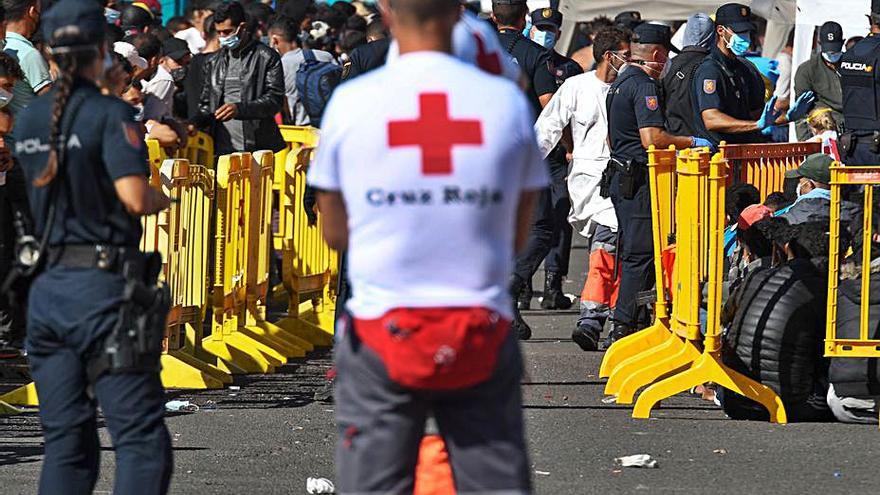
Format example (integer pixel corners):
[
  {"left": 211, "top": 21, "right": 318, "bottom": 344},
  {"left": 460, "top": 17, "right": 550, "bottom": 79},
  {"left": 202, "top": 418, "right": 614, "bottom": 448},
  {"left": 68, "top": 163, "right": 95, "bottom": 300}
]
[
  {"left": 541, "top": 271, "right": 573, "bottom": 310},
  {"left": 571, "top": 325, "right": 600, "bottom": 351},
  {"left": 599, "top": 322, "right": 636, "bottom": 351},
  {"left": 511, "top": 275, "right": 532, "bottom": 310},
  {"left": 512, "top": 309, "right": 532, "bottom": 340}
]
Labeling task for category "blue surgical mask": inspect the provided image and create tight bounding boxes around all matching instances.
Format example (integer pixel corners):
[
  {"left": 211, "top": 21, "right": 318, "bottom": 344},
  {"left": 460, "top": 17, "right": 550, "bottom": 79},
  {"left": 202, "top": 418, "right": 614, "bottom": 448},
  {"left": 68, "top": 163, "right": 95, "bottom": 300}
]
[
  {"left": 726, "top": 30, "right": 750, "bottom": 57},
  {"left": 822, "top": 51, "right": 842, "bottom": 64},
  {"left": 522, "top": 19, "right": 532, "bottom": 38},
  {"left": 105, "top": 7, "right": 121, "bottom": 25},
  {"left": 260, "top": 35, "right": 270, "bottom": 46},
  {"left": 219, "top": 28, "right": 242, "bottom": 50},
  {"left": 531, "top": 30, "right": 557, "bottom": 49}
]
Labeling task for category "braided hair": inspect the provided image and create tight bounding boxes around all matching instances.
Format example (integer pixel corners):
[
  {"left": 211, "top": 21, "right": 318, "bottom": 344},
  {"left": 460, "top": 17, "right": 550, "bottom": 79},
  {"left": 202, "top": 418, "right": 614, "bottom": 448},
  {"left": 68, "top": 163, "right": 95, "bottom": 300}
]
[{"left": 33, "top": 47, "right": 99, "bottom": 187}]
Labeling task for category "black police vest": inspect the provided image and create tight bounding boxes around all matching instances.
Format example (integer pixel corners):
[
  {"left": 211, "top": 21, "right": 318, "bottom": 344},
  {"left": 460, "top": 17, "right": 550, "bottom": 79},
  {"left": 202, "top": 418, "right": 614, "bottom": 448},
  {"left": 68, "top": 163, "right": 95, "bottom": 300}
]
[
  {"left": 662, "top": 47, "right": 708, "bottom": 136},
  {"left": 840, "top": 35, "right": 880, "bottom": 132}
]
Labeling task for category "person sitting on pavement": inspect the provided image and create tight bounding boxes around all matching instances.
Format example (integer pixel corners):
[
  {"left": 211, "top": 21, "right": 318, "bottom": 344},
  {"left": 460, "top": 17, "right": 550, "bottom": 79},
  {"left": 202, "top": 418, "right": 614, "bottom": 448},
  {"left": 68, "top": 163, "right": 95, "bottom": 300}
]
[
  {"left": 829, "top": 242, "right": 880, "bottom": 424},
  {"left": 721, "top": 221, "right": 839, "bottom": 422},
  {"left": 778, "top": 152, "right": 848, "bottom": 224}
]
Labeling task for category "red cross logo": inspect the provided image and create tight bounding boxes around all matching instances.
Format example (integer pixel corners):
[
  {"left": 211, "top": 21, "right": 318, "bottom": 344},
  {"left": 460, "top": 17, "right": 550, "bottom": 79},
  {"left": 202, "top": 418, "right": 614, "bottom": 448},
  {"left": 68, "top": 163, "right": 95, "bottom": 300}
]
[
  {"left": 474, "top": 34, "right": 502, "bottom": 75},
  {"left": 388, "top": 93, "right": 483, "bottom": 175}
]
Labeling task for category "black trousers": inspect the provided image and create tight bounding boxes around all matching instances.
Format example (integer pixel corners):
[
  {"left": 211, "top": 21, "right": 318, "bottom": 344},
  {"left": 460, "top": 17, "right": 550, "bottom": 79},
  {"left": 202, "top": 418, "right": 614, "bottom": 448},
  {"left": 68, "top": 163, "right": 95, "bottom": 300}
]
[
  {"left": 544, "top": 159, "right": 573, "bottom": 276},
  {"left": 610, "top": 172, "right": 654, "bottom": 327}
]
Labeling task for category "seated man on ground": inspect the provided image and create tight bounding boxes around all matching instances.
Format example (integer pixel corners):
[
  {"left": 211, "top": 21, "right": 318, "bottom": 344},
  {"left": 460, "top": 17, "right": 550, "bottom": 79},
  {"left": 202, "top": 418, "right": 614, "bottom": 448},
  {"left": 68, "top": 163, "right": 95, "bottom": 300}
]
[{"left": 721, "top": 221, "right": 838, "bottom": 422}]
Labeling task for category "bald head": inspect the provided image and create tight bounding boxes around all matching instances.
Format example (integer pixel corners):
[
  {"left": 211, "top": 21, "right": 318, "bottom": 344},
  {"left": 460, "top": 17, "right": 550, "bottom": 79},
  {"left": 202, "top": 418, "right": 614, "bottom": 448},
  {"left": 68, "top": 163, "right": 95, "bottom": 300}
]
[{"left": 381, "top": 0, "right": 460, "bottom": 54}]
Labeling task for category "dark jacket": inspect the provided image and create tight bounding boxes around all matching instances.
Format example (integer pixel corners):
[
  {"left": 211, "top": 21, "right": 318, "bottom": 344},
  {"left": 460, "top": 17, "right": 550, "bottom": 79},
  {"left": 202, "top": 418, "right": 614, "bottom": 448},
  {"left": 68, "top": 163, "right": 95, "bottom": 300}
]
[
  {"left": 197, "top": 40, "right": 286, "bottom": 154},
  {"left": 722, "top": 257, "right": 835, "bottom": 421},
  {"left": 662, "top": 46, "right": 708, "bottom": 137},
  {"left": 793, "top": 54, "right": 843, "bottom": 140},
  {"left": 830, "top": 267, "right": 880, "bottom": 397}
]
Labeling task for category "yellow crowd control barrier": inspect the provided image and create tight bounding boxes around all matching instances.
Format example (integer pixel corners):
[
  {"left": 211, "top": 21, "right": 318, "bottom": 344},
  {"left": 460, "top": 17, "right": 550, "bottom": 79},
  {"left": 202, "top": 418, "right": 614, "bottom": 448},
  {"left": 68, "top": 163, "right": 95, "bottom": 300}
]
[
  {"left": 826, "top": 165, "right": 880, "bottom": 359},
  {"left": 176, "top": 131, "right": 214, "bottom": 168},
  {"left": 600, "top": 146, "right": 677, "bottom": 383},
  {"left": 274, "top": 128, "right": 336, "bottom": 347},
  {"left": 617, "top": 149, "right": 786, "bottom": 422},
  {"left": 720, "top": 141, "right": 820, "bottom": 200}
]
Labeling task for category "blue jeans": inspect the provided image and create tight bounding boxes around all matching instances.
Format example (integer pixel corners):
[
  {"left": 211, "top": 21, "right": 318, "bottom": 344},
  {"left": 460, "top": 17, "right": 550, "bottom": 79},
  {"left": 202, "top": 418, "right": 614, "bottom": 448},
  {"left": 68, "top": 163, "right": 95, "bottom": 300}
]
[{"left": 27, "top": 267, "right": 172, "bottom": 495}]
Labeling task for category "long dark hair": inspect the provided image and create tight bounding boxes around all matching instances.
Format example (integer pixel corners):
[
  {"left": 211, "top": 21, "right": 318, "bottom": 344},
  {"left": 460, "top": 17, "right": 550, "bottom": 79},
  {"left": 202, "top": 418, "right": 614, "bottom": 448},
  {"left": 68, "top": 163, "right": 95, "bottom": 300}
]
[{"left": 33, "top": 47, "right": 99, "bottom": 187}]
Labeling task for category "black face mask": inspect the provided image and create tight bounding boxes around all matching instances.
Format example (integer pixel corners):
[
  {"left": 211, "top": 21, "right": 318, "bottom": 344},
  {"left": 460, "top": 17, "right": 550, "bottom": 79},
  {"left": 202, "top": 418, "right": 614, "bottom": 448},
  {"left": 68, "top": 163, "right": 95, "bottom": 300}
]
[{"left": 171, "top": 67, "right": 187, "bottom": 83}]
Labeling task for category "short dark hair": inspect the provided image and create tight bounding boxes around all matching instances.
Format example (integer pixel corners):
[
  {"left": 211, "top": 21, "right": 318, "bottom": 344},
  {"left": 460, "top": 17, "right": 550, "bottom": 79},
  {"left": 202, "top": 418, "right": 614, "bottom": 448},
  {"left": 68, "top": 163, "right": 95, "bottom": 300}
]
[
  {"left": 213, "top": 1, "right": 247, "bottom": 27},
  {"left": 268, "top": 16, "right": 299, "bottom": 43},
  {"left": 332, "top": 1, "right": 357, "bottom": 18},
  {"left": 789, "top": 221, "right": 832, "bottom": 259},
  {"left": 2, "top": 0, "right": 35, "bottom": 23},
  {"left": 763, "top": 192, "right": 791, "bottom": 211},
  {"left": 166, "top": 16, "right": 192, "bottom": 33},
  {"left": 345, "top": 14, "right": 367, "bottom": 33},
  {"left": 740, "top": 219, "right": 774, "bottom": 259},
  {"left": 203, "top": 14, "right": 217, "bottom": 40},
  {"left": 366, "top": 20, "right": 388, "bottom": 40},
  {"left": 592, "top": 27, "right": 630, "bottom": 62},
  {"left": 0, "top": 52, "right": 23, "bottom": 81},
  {"left": 340, "top": 30, "right": 366, "bottom": 53},
  {"left": 726, "top": 184, "right": 761, "bottom": 225},
  {"left": 128, "top": 33, "right": 161, "bottom": 60},
  {"left": 492, "top": 3, "right": 527, "bottom": 27}
]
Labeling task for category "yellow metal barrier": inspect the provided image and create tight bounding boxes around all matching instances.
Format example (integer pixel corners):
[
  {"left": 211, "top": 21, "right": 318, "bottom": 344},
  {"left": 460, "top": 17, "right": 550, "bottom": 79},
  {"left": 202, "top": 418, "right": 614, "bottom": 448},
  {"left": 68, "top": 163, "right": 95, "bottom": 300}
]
[
  {"left": 273, "top": 143, "right": 337, "bottom": 347},
  {"left": 626, "top": 150, "right": 786, "bottom": 422},
  {"left": 826, "top": 165, "right": 880, "bottom": 358},
  {"left": 600, "top": 146, "right": 676, "bottom": 381},
  {"left": 176, "top": 131, "right": 214, "bottom": 168},
  {"left": 720, "top": 142, "right": 820, "bottom": 200}
]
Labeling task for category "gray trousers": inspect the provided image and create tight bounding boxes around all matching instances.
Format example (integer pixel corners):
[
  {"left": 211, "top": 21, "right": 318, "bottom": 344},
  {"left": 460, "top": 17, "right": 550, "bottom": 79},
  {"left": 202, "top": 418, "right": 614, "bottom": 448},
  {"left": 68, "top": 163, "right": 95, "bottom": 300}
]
[{"left": 334, "top": 320, "right": 531, "bottom": 495}]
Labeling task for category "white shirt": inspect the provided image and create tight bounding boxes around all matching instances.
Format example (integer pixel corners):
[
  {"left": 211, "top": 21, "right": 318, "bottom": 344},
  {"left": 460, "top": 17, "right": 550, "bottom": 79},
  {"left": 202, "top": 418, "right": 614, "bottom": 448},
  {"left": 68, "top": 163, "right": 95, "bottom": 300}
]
[
  {"left": 141, "top": 65, "right": 175, "bottom": 121},
  {"left": 308, "top": 52, "right": 547, "bottom": 319},
  {"left": 386, "top": 10, "right": 521, "bottom": 83},
  {"left": 175, "top": 27, "right": 206, "bottom": 54},
  {"left": 534, "top": 71, "right": 617, "bottom": 232},
  {"left": 773, "top": 51, "right": 792, "bottom": 100}
]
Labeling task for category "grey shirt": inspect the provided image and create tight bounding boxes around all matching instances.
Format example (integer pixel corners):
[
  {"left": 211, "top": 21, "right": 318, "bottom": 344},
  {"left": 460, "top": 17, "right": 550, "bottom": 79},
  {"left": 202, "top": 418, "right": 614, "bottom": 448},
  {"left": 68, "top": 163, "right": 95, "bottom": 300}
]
[
  {"left": 221, "top": 56, "right": 245, "bottom": 151},
  {"left": 281, "top": 48, "right": 336, "bottom": 126}
]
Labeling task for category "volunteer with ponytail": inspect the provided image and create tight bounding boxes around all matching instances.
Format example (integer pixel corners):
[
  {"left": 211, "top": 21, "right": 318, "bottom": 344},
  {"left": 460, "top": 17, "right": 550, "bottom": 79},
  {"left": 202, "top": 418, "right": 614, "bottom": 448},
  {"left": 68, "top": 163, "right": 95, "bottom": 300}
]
[
  {"left": 693, "top": 3, "right": 816, "bottom": 146},
  {"left": 14, "top": 1, "right": 172, "bottom": 493}
]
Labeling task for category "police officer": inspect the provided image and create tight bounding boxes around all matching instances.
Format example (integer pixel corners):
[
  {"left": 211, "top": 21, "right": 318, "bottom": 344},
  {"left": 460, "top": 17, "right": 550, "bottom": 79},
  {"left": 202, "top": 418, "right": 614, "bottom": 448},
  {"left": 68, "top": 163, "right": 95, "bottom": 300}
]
[
  {"left": 693, "top": 3, "right": 815, "bottom": 146},
  {"left": 527, "top": 5, "right": 582, "bottom": 311},
  {"left": 604, "top": 23, "right": 711, "bottom": 347},
  {"left": 493, "top": 0, "right": 559, "bottom": 337},
  {"left": 839, "top": 0, "right": 880, "bottom": 165},
  {"left": 14, "top": 1, "right": 173, "bottom": 493}
]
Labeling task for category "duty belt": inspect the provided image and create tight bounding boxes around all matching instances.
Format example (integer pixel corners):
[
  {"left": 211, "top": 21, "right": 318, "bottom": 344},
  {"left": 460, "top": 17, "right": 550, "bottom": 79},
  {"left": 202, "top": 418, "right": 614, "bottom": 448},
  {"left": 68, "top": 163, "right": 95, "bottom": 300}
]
[{"left": 47, "top": 245, "right": 142, "bottom": 272}]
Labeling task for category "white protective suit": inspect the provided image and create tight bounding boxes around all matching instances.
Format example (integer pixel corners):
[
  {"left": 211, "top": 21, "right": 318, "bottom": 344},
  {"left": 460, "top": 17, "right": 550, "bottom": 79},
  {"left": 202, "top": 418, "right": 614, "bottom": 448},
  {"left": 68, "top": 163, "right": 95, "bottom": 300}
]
[{"left": 534, "top": 70, "right": 617, "bottom": 236}]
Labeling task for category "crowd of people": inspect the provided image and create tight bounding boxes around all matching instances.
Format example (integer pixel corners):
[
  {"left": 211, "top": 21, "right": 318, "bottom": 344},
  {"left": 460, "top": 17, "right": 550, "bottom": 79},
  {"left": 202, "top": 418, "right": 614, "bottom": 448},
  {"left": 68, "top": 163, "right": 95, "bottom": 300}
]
[{"left": 1, "top": 0, "right": 880, "bottom": 493}]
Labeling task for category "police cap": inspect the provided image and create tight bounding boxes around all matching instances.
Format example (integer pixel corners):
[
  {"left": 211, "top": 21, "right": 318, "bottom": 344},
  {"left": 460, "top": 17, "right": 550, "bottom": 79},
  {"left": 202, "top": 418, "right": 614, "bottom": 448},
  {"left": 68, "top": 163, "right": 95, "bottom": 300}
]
[
  {"left": 492, "top": 0, "right": 527, "bottom": 5},
  {"left": 42, "top": 0, "right": 106, "bottom": 48},
  {"left": 715, "top": 3, "right": 757, "bottom": 34},
  {"left": 632, "top": 23, "right": 680, "bottom": 54},
  {"left": 531, "top": 8, "right": 563, "bottom": 30},
  {"left": 614, "top": 11, "right": 643, "bottom": 31}
]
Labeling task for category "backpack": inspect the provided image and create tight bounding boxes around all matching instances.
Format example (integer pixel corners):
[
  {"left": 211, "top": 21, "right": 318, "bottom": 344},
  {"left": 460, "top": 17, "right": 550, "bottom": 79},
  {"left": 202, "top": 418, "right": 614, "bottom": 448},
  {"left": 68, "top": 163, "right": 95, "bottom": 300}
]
[
  {"left": 661, "top": 48, "right": 708, "bottom": 137},
  {"left": 296, "top": 50, "right": 343, "bottom": 128}
]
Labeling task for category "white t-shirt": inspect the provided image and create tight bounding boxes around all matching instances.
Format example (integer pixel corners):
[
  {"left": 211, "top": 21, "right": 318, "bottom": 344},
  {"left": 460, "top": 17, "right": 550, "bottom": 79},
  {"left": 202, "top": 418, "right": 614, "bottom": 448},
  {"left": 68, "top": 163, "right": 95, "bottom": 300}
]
[
  {"left": 385, "top": 10, "right": 521, "bottom": 83},
  {"left": 141, "top": 65, "right": 175, "bottom": 121},
  {"left": 308, "top": 52, "right": 547, "bottom": 319}
]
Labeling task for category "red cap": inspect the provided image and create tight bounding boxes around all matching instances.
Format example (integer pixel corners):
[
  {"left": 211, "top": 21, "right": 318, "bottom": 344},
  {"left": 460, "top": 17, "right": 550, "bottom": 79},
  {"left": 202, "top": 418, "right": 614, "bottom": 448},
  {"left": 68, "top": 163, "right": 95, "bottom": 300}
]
[{"left": 737, "top": 204, "right": 773, "bottom": 230}]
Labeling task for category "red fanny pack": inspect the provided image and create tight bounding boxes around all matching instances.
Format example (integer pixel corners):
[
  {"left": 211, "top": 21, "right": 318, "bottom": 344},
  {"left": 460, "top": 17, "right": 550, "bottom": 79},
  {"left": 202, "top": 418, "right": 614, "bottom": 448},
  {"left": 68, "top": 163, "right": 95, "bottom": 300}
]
[{"left": 353, "top": 307, "right": 511, "bottom": 391}]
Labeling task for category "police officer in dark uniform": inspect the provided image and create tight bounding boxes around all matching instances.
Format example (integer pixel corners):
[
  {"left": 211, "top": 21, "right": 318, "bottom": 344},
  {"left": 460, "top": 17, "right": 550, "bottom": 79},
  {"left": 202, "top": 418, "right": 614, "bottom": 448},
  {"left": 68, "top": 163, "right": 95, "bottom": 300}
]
[
  {"left": 839, "top": 0, "right": 880, "bottom": 165},
  {"left": 693, "top": 3, "right": 815, "bottom": 146},
  {"left": 14, "top": 1, "right": 173, "bottom": 492},
  {"left": 492, "top": 0, "right": 559, "bottom": 338},
  {"left": 527, "top": 5, "right": 582, "bottom": 311},
  {"left": 603, "top": 23, "right": 711, "bottom": 348}
]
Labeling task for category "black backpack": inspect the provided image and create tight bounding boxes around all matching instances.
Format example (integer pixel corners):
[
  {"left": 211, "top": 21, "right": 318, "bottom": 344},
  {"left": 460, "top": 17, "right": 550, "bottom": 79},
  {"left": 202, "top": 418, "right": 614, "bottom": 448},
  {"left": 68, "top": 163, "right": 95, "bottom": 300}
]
[
  {"left": 295, "top": 50, "right": 343, "bottom": 128},
  {"left": 661, "top": 48, "right": 709, "bottom": 137}
]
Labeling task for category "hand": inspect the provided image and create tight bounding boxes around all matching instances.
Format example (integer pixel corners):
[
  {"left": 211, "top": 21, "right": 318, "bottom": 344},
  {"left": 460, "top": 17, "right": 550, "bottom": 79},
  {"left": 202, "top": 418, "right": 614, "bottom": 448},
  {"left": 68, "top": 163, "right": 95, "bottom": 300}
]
[
  {"left": 786, "top": 91, "right": 816, "bottom": 122},
  {"left": 691, "top": 136, "right": 716, "bottom": 152},
  {"left": 761, "top": 125, "right": 775, "bottom": 136},
  {"left": 756, "top": 95, "right": 781, "bottom": 130},
  {"left": 148, "top": 122, "right": 183, "bottom": 149},
  {"left": 214, "top": 103, "right": 238, "bottom": 122},
  {"left": 151, "top": 189, "right": 172, "bottom": 214}
]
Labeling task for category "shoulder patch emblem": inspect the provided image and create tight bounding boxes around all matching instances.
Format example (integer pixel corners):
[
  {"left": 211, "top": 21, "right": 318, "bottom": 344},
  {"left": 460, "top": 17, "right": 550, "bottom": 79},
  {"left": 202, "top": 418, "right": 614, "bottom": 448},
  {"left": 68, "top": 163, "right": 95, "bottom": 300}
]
[
  {"left": 703, "top": 79, "right": 716, "bottom": 94},
  {"left": 123, "top": 122, "right": 144, "bottom": 150},
  {"left": 645, "top": 96, "right": 658, "bottom": 111}
]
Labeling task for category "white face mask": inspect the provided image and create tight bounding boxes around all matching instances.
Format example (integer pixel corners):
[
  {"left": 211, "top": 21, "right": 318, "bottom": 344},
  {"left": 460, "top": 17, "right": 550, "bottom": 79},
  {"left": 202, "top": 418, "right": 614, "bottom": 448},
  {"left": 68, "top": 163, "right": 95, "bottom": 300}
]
[
  {"left": 0, "top": 87, "right": 14, "bottom": 109},
  {"left": 796, "top": 180, "right": 811, "bottom": 198}
]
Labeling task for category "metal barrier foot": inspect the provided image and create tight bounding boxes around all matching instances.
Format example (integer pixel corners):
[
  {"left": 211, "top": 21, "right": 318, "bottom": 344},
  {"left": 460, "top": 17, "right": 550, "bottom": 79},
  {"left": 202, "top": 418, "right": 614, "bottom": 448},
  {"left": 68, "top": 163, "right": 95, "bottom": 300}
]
[
  {"left": 0, "top": 400, "right": 21, "bottom": 415},
  {"left": 599, "top": 322, "right": 670, "bottom": 378},
  {"left": 160, "top": 351, "right": 232, "bottom": 389},
  {"left": 203, "top": 337, "right": 279, "bottom": 374},
  {"left": 241, "top": 324, "right": 308, "bottom": 358},
  {"left": 632, "top": 351, "right": 788, "bottom": 423},
  {"left": 0, "top": 382, "right": 38, "bottom": 406},
  {"left": 275, "top": 317, "right": 334, "bottom": 347},
  {"left": 254, "top": 320, "right": 314, "bottom": 353},
  {"left": 604, "top": 333, "right": 684, "bottom": 396},
  {"left": 615, "top": 339, "right": 701, "bottom": 404}
]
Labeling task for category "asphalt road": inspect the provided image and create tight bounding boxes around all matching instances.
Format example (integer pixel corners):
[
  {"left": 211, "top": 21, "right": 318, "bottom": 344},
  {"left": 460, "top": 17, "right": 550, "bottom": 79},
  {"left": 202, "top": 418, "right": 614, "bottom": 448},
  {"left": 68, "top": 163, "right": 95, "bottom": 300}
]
[{"left": 2, "top": 242, "right": 880, "bottom": 494}]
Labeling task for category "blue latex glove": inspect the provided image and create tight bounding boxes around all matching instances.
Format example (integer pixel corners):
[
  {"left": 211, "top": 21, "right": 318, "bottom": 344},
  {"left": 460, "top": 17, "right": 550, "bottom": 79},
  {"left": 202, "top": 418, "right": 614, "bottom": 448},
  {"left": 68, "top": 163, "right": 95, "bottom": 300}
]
[
  {"left": 691, "top": 136, "right": 717, "bottom": 152},
  {"left": 786, "top": 90, "right": 817, "bottom": 122},
  {"left": 756, "top": 95, "right": 781, "bottom": 130},
  {"left": 761, "top": 125, "right": 775, "bottom": 136}
]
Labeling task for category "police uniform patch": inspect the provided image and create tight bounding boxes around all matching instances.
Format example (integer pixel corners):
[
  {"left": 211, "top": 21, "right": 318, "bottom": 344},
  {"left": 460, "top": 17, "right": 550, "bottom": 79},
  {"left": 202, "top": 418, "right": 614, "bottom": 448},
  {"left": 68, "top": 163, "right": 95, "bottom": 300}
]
[
  {"left": 703, "top": 79, "right": 716, "bottom": 94},
  {"left": 645, "top": 96, "right": 658, "bottom": 111},
  {"left": 123, "top": 122, "right": 144, "bottom": 149}
]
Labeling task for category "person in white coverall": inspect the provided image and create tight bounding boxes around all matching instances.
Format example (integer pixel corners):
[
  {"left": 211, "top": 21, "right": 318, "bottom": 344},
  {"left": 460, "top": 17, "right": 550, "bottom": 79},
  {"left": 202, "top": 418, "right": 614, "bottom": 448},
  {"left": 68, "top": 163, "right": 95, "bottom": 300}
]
[{"left": 534, "top": 26, "right": 631, "bottom": 351}]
